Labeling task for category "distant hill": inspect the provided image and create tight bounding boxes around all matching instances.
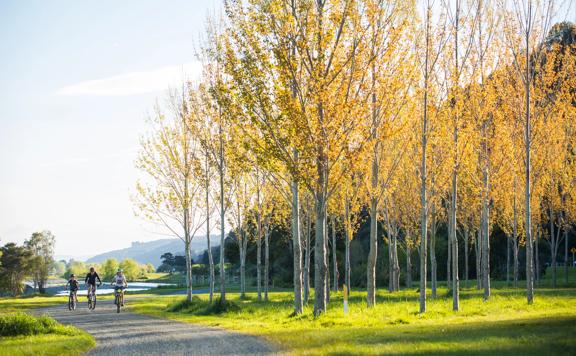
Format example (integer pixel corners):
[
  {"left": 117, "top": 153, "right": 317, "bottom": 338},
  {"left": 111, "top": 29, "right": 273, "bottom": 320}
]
[{"left": 86, "top": 235, "right": 220, "bottom": 267}]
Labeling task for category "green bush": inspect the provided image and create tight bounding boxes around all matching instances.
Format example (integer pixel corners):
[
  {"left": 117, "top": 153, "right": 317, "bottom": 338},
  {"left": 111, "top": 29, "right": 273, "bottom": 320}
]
[
  {"left": 166, "top": 297, "right": 240, "bottom": 315},
  {"left": 0, "top": 313, "right": 77, "bottom": 336},
  {"left": 166, "top": 296, "right": 203, "bottom": 313},
  {"left": 203, "top": 298, "right": 240, "bottom": 315}
]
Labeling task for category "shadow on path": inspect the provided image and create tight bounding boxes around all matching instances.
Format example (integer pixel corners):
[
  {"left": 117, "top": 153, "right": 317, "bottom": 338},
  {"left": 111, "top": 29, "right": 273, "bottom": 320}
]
[{"left": 36, "top": 299, "right": 275, "bottom": 356}]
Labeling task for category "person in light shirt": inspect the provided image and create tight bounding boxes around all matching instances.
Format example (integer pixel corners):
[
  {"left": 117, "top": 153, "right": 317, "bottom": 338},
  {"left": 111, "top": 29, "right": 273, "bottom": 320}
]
[{"left": 111, "top": 269, "right": 128, "bottom": 306}]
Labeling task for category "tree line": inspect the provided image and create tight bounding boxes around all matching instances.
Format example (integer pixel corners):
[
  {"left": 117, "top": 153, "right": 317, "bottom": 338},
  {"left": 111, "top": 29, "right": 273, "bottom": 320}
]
[
  {"left": 135, "top": 0, "right": 576, "bottom": 315},
  {"left": 0, "top": 232, "right": 157, "bottom": 296},
  {"left": 0, "top": 231, "right": 55, "bottom": 295}
]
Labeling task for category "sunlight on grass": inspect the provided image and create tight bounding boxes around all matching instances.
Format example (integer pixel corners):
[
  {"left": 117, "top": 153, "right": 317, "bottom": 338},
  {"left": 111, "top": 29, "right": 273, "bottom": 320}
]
[
  {"left": 0, "top": 296, "right": 95, "bottom": 356},
  {"left": 129, "top": 284, "right": 576, "bottom": 355},
  {"left": 0, "top": 333, "right": 94, "bottom": 356}
]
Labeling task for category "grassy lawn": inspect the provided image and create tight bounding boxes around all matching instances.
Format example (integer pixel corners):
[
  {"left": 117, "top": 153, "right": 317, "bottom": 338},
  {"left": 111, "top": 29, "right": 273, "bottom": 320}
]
[
  {"left": 0, "top": 296, "right": 95, "bottom": 356},
  {"left": 137, "top": 272, "right": 189, "bottom": 284},
  {"left": 0, "top": 332, "right": 95, "bottom": 356},
  {"left": 128, "top": 280, "right": 576, "bottom": 355}
]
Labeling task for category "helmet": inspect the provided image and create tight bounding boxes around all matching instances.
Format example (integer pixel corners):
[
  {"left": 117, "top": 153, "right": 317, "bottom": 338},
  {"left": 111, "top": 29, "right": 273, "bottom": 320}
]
[
  {"left": 70, "top": 274, "right": 75, "bottom": 277},
  {"left": 117, "top": 269, "right": 123, "bottom": 273},
  {"left": 89, "top": 266, "right": 95, "bottom": 272}
]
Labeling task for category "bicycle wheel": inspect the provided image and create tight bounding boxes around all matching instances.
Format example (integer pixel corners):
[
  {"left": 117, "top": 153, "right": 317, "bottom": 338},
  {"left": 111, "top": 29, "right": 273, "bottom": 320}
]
[
  {"left": 68, "top": 294, "right": 73, "bottom": 311},
  {"left": 93, "top": 293, "right": 97, "bottom": 310},
  {"left": 116, "top": 293, "right": 120, "bottom": 313}
]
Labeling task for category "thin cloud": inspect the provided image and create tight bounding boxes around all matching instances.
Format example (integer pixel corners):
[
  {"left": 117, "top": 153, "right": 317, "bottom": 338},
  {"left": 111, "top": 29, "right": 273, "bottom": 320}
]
[{"left": 56, "top": 62, "right": 202, "bottom": 96}]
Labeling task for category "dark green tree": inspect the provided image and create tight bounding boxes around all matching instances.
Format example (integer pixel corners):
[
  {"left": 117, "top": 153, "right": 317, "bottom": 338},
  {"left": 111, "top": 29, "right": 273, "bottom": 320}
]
[
  {"left": 0, "top": 243, "right": 34, "bottom": 295},
  {"left": 25, "top": 231, "right": 56, "bottom": 293}
]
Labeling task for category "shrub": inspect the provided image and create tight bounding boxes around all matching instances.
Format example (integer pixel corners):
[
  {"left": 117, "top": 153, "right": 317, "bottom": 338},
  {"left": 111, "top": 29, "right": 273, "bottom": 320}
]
[
  {"left": 166, "top": 296, "right": 203, "bottom": 313},
  {"left": 202, "top": 298, "right": 240, "bottom": 315},
  {"left": 0, "top": 313, "right": 77, "bottom": 336},
  {"left": 166, "top": 297, "right": 240, "bottom": 315}
]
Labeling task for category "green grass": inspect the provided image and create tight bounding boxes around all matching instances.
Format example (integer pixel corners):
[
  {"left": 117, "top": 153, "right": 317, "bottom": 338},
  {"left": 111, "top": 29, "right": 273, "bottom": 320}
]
[
  {"left": 0, "top": 295, "right": 67, "bottom": 313},
  {"left": 0, "top": 296, "right": 95, "bottom": 356},
  {"left": 128, "top": 282, "right": 576, "bottom": 355},
  {"left": 137, "top": 272, "right": 187, "bottom": 284},
  {"left": 537, "top": 266, "right": 576, "bottom": 287},
  {"left": 0, "top": 333, "right": 95, "bottom": 356}
]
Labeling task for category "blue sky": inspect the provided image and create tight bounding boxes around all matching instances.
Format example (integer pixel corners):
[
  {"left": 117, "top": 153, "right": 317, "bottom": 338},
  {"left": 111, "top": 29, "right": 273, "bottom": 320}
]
[{"left": 0, "top": 1, "right": 219, "bottom": 257}]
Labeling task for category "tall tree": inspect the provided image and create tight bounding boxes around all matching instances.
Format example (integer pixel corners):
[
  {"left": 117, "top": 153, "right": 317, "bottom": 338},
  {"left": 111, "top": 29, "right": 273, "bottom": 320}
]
[
  {"left": 500, "top": 0, "right": 556, "bottom": 304},
  {"left": 0, "top": 243, "right": 34, "bottom": 296},
  {"left": 362, "top": 0, "right": 415, "bottom": 308},
  {"left": 25, "top": 230, "right": 55, "bottom": 294},
  {"left": 135, "top": 88, "right": 206, "bottom": 302}
]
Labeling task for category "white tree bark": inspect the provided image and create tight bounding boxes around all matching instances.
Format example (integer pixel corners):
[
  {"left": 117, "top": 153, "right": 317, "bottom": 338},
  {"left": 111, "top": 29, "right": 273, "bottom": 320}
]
[
  {"left": 464, "top": 229, "right": 469, "bottom": 289},
  {"left": 264, "top": 220, "right": 270, "bottom": 302},
  {"left": 291, "top": 171, "right": 304, "bottom": 315},
  {"left": 332, "top": 216, "right": 338, "bottom": 292},
  {"left": 475, "top": 230, "right": 482, "bottom": 290},
  {"left": 304, "top": 210, "right": 311, "bottom": 304},
  {"left": 314, "top": 191, "right": 328, "bottom": 315},
  {"left": 256, "top": 183, "right": 262, "bottom": 302},
  {"left": 218, "top": 121, "right": 226, "bottom": 303},
  {"left": 430, "top": 204, "right": 437, "bottom": 298}
]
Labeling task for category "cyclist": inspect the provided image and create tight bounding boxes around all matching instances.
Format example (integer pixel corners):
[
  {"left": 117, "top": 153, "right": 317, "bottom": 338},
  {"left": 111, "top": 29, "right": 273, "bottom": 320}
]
[
  {"left": 84, "top": 267, "right": 102, "bottom": 300},
  {"left": 65, "top": 274, "right": 79, "bottom": 302},
  {"left": 111, "top": 269, "right": 128, "bottom": 306}
]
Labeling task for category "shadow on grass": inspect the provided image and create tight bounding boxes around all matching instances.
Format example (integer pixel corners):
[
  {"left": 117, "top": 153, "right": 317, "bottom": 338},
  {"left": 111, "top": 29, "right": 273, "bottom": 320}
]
[
  {"left": 270, "top": 315, "right": 576, "bottom": 355},
  {"left": 166, "top": 297, "right": 241, "bottom": 315}
]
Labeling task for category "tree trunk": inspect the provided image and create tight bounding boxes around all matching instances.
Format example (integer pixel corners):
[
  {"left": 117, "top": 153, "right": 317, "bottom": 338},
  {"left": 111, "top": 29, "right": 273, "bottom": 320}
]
[
  {"left": 304, "top": 211, "right": 311, "bottom": 304},
  {"left": 535, "top": 228, "right": 540, "bottom": 284},
  {"left": 264, "top": 222, "right": 270, "bottom": 302},
  {"left": 564, "top": 229, "right": 569, "bottom": 285},
  {"left": 367, "top": 197, "right": 378, "bottom": 306},
  {"left": 513, "top": 239, "right": 520, "bottom": 288},
  {"left": 420, "top": 0, "right": 431, "bottom": 314},
  {"left": 406, "top": 242, "right": 412, "bottom": 289},
  {"left": 430, "top": 207, "right": 437, "bottom": 298},
  {"left": 185, "top": 237, "right": 193, "bottom": 303},
  {"left": 219, "top": 130, "right": 226, "bottom": 303},
  {"left": 475, "top": 230, "right": 481, "bottom": 290},
  {"left": 240, "top": 228, "right": 247, "bottom": 298},
  {"left": 481, "top": 202, "right": 490, "bottom": 300},
  {"left": 506, "top": 235, "right": 510, "bottom": 286},
  {"left": 524, "top": 25, "right": 534, "bottom": 305},
  {"left": 464, "top": 229, "right": 469, "bottom": 289},
  {"left": 325, "top": 211, "right": 330, "bottom": 305},
  {"left": 450, "top": 0, "right": 460, "bottom": 312},
  {"left": 207, "top": 217, "right": 215, "bottom": 303},
  {"left": 447, "top": 231, "right": 452, "bottom": 289},
  {"left": 240, "top": 253, "right": 244, "bottom": 296},
  {"left": 256, "top": 189, "right": 262, "bottom": 302},
  {"left": 451, "top": 217, "right": 459, "bottom": 311},
  {"left": 332, "top": 216, "right": 338, "bottom": 292},
  {"left": 344, "top": 215, "right": 351, "bottom": 293},
  {"left": 205, "top": 154, "right": 214, "bottom": 303},
  {"left": 393, "top": 231, "right": 400, "bottom": 291},
  {"left": 513, "top": 182, "right": 518, "bottom": 288},
  {"left": 314, "top": 191, "right": 328, "bottom": 316},
  {"left": 291, "top": 171, "right": 304, "bottom": 315},
  {"left": 388, "top": 230, "right": 394, "bottom": 293},
  {"left": 384, "top": 205, "right": 396, "bottom": 292},
  {"left": 550, "top": 206, "right": 559, "bottom": 289},
  {"left": 419, "top": 219, "right": 428, "bottom": 312}
]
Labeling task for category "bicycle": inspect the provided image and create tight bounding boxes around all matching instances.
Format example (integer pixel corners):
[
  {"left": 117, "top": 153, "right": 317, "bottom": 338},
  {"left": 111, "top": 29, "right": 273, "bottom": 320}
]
[
  {"left": 112, "top": 283, "right": 125, "bottom": 313},
  {"left": 87, "top": 284, "right": 100, "bottom": 310},
  {"left": 67, "top": 289, "right": 77, "bottom": 311}
]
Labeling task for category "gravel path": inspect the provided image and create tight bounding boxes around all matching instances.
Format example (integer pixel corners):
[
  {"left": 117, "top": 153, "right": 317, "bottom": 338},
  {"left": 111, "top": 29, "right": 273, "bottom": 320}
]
[{"left": 37, "top": 299, "right": 275, "bottom": 355}]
